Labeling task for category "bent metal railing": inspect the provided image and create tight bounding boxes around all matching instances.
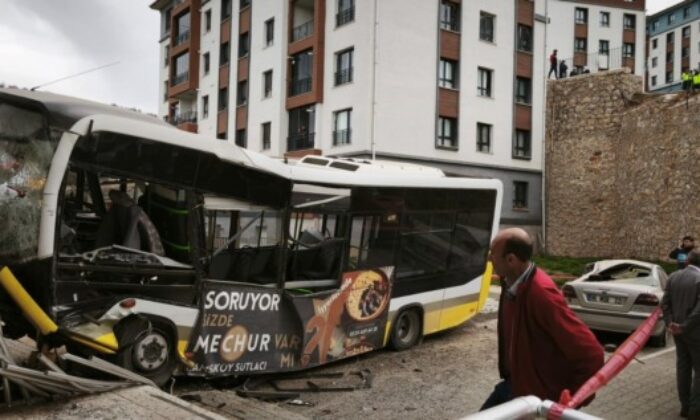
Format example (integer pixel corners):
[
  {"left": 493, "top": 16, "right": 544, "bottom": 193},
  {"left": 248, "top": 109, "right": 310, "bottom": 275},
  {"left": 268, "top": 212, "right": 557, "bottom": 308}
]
[{"left": 463, "top": 307, "right": 662, "bottom": 420}]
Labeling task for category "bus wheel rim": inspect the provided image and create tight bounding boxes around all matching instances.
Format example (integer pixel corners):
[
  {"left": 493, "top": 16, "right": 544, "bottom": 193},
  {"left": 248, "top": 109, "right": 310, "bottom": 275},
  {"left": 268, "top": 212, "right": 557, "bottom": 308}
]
[{"left": 134, "top": 332, "right": 168, "bottom": 371}]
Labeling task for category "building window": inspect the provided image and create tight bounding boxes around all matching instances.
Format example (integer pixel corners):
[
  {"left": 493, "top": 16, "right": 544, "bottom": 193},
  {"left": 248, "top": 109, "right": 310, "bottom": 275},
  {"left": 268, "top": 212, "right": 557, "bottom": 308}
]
[
  {"left": 235, "top": 128, "right": 247, "bottom": 148},
  {"left": 237, "top": 80, "right": 248, "bottom": 106},
  {"left": 599, "top": 40, "right": 609, "bottom": 55},
  {"left": 262, "top": 122, "right": 271, "bottom": 150},
  {"left": 205, "top": 10, "right": 211, "bottom": 32},
  {"left": 217, "top": 132, "right": 227, "bottom": 140},
  {"left": 263, "top": 70, "right": 272, "bottom": 98},
  {"left": 335, "top": 48, "right": 354, "bottom": 86},
  {"left": 575, "top": 8, "right": 588, "bottom": 24},
  {"left": 440, "top": 0, "right": 460, "bottom": 32},
  {"left": 513, "top": 181, "right": 528, "bottom": 210},
  {"left": 574, "top": 37, "right": 587, "bottom": 53},
  {"left": 684, "top": 7, "right": 691, "bottom": 18},
  {"left": 683, "top": 26, "right": 691, "bottom": 38},
  {"left": 333, "top": 108, "right": 352, "bottom": 146},
  {"left": 652, "top": 38, "right": 658, "bottom": 49},
  {"left": 513, "top": 129, "right": 531, "bottom": 160},
  {"left": 477, "top": 67, "right": 492, "bottom": 97},
  {"left": 623, "top": 14, "right": 636, "bottom": 30},
  {"left": 668, "top": 13, "right": 675, "bottom": 24},
  {"left": 290, "top": 50, "right": 313, "bottom": 96},
  {"left": 163, "top": 7, "right": 172, "bottom": 35},
  {"left": 651, "top": 75, "right": 657, "bottom": 86},
  {"left": 623, "top": 43, "right": 635, "bottom": 58},
  {"left": 174, "top": 11, "right": 191, "bottom": 46},
  {"left": 439, "top": 59, "right": 458, "bottom": 89},
  {"left": 265, "top": 18, "right": 274, "bottom": 46},
  {"left": 666, "top": 71, "right": 673, "bottom": 84},
  {"left": 437, "top": 117, "right": 457, "bottom": 149},
  {"left": 220, "top": 42, "right": 230, "bottom": 66},
  {"left": 238, "top": 32, "right": 249, "bottom": 58},
  {"left": 480, "top": 12, "right": 495, "bottom": 42},
  {"left": 164, "top": 45, "right": 169, "bottom": 67},
  {"left": 222, "top": 0, "right": 231, "bottom": 20},
  {"left": 203, "top": 52, "right": 210, "bottom": 74},
  {"left": 667, "top": 32, "right": 674, "bottom": 44},
  {"left": 171, "top": 52, "right": 189, "bottom": 86},
  {"left": 515, "top": 77, "right": 531, "bottom": 104},
  {"left": 651, "top": 57, "right": 658, "bottom": 68},
  {"left": 218, "top": 87, "right": 228, "bottom": 110},
  {"left": 600, "top": 11, "right": 610, "bottom": 27},
  {"left": 666, "top": 51, "right": 673, "bottom": 63},
  {"left": 240, "top": 0, "right": 250, "bottom": 9},
  {"left": 202, "top": 95, "right": 209, "bottom": 119},
  {"left": 337, "top": 0, "right": 355, "bottom": 27},
  {"left": 683, "top": 46, "right": 690, "bottom": 58},
  {"left": 476, "top": 123, "right": 491, "bottom": 153},
  {"left": 163, "top": 80, "right": 168, "bottom": 102},
  {"left": 517, "top": 24, "right": 533, "bottom": 52}
]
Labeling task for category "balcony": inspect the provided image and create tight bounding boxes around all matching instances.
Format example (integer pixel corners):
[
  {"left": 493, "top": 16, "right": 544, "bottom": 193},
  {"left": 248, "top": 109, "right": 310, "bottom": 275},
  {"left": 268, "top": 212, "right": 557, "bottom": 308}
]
[
  {"left": 171, "top": 110, "right": 197, "bottom": 125},
  {"left": 292, "top": 20, "right": 314, "bottom": 42},
  {"left": 289, "top": 77, "right": 312, "bottom": 96},
  {"left": 336, "top": 6, "right": 354, "bottom": 26},
  {"left": 174, "top": 30, "right": 190, "bottom": 46},
  {"left": 334, "top": 69, "right": 352, "bottom": 86},
  {"left": 288, "top": 132, "right": 315, "bottom": 151},
  {"left": 332, "top": 129, "right": 351, "bottom": 146},
  {"left": 171, "top": 71, "right": 189, "bottom": 86}
]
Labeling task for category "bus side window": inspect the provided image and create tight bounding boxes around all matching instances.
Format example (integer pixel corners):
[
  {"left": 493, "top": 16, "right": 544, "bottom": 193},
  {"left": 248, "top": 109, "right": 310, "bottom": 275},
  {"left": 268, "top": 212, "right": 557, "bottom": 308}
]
[
  {"left": 396, "top": 211, "right": 453, "bottom": 278},
  {"left": 448, "top": 210, "right": 493, "bottom": 272},
  {"left": 347, "top": 214, "right": 398, "bottom": 270},
  {"left": 288, "top": 212, "right": 345, "bottom": 282}
]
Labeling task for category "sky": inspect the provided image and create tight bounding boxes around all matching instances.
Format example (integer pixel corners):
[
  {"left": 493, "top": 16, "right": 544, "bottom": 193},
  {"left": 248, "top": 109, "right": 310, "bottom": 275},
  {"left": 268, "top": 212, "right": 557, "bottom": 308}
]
[{"left": 0, "top": 0, "right": 686, "bottom": 114}]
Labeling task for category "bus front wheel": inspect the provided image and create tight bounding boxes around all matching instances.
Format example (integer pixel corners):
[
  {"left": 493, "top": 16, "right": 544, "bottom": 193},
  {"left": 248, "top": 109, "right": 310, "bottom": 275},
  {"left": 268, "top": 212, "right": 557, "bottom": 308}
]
[
  {"left": 390, "top": 308, "right": 422, "bottom": 351},
  {"left": 115, "top": 317, "right": 176, "bottom": 387}
]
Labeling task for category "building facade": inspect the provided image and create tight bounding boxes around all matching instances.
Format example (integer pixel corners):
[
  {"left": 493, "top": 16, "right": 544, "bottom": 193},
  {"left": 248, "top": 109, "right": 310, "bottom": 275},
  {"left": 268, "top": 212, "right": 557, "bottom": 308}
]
[
  {"left": 150, "top": 0, "right": 644, "bottom": 228},
  {"left": 647, "top": 0, "right": 700, "bottom": 92}
]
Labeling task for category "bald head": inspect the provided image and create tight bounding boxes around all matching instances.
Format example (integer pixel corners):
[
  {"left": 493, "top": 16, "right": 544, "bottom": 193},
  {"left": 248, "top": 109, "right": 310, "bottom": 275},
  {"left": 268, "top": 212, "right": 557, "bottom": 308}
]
[{"left": 489, "top": 228, "right": 533, "bottom": 281}]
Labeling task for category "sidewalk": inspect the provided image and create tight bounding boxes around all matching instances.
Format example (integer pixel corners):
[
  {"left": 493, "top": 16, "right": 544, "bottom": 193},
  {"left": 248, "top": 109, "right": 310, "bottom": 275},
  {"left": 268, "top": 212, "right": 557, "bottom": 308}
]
[{"left": 582, "top": 348, "right": 681, "bottom": 419}]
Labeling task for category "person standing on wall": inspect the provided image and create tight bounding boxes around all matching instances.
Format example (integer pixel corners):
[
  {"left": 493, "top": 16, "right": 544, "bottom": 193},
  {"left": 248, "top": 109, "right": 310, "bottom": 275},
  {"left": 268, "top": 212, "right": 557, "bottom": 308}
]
[
  {"left": 662, "top": 250, "right": 700, "bottom": 419},
  {"left": 559, "top": 59, "right": 568, "bottom": 79},
  {"left": 548, "top": 50, "right": 558, "bottom": 79},
  {"left": 670, "top": 236, "right": 696, "bottom": 271},
  {"left": 479, "top": 228, "right": 604, "bottom": 410}
]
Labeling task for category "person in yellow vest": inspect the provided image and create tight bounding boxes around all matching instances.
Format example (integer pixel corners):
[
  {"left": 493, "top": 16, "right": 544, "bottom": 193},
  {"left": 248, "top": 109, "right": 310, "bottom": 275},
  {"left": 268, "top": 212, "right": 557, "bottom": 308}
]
[
  {"left": 682, "top": 71, "right": 691, "bottom": 91},
  {"left": 693, "top": 70, "right": 700, "bottom": 92}
]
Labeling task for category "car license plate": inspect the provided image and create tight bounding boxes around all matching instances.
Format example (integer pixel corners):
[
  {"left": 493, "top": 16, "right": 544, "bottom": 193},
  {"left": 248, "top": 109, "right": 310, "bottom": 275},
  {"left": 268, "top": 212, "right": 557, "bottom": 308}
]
[{"left": 587, "top": 294, "right": 623, "bottom": 304}]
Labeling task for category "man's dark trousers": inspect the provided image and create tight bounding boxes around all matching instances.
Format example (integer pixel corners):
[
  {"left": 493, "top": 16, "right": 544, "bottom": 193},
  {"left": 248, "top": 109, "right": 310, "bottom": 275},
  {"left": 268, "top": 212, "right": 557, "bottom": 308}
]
[{"left": 676, "top": 333, "right": 700, "bottom": 418}]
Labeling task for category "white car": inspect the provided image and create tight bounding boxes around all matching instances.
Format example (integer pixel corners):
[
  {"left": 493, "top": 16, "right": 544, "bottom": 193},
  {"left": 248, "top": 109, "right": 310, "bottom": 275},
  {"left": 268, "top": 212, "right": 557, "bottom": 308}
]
[{"left": 562, "top": 260, "right": 668, "bottom": 347}]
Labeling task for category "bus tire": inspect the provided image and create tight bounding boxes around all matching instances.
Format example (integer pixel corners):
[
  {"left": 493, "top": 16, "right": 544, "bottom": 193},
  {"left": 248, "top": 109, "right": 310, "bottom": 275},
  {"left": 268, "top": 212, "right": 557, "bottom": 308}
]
[
  {"left": 390, "top": 308, "right": 422, "bottom": 351},
  {"left": 115, "top": 317, "right": 176, "bottom": 387}
]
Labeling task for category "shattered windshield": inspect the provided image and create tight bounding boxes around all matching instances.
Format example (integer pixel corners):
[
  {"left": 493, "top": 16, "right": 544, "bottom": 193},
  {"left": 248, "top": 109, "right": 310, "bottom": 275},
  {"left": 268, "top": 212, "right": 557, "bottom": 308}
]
[{"left": 0, "top": 101, "right": 60, "bottom": 264}]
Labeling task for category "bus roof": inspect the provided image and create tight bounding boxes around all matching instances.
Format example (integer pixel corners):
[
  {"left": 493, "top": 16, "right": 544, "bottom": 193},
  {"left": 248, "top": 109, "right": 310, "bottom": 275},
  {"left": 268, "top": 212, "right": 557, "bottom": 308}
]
[{"left": 0, "top": 88, "right": 502, "bottom": 192}]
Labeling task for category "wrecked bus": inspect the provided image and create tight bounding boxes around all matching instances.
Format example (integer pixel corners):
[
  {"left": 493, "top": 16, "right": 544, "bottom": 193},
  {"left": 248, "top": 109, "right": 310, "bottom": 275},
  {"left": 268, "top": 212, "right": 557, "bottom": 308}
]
[{"left": 0, "top": 88, "right": 502, "bottom": 385}]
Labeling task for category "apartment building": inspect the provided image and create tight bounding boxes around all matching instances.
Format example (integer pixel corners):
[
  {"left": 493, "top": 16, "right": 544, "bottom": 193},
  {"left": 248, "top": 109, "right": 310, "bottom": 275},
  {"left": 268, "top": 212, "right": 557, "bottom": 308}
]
[
  {"left": 545, "top": 0, "right": 645, "bottom": 76},
  {"left": 150, "top": 0, "right": 643, "bottom": 227},
  {"left": 647, "top": 0, "right": 700, "bottom": 92}
]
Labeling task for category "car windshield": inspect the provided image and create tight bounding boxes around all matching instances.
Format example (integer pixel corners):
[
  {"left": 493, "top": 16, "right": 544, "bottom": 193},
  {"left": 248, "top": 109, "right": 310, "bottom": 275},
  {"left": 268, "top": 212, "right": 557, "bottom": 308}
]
[
  {"left": 0, "top": 101, "right": 60, "bottom": 264},
  {"left": 586, "top": 264, "right": 659, "bottom": 287}
]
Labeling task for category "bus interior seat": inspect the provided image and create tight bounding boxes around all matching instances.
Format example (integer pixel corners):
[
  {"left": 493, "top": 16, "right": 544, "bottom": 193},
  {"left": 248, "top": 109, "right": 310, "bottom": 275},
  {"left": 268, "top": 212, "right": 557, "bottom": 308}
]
[
  {"left": 95, "top": 190, "right": 165, "bottom": 256},
  {"left": 300, "top": 240, "right": 341, "bottom": 280}
]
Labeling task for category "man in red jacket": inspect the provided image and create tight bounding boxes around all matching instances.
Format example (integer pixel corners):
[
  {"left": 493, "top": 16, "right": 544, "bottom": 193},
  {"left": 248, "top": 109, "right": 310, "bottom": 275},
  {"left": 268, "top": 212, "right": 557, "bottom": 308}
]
[{"left": 480, "top": 228, "right": 604, "bottom": 410}]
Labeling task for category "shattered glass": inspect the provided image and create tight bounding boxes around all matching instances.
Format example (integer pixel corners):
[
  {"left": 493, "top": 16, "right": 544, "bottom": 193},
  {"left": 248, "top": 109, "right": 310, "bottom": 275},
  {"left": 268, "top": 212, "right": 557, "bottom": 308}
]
[{"left": 0, "top": 102, "right": 60, "bottom": 264}]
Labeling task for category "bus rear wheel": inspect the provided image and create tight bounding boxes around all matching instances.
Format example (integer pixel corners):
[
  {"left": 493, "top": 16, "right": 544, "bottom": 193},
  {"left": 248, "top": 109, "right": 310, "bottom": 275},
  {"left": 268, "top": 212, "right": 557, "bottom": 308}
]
[
  {"left": 115, "top": 318, "right": 176, "bottom": 387},
  {"left": 390, "top": 308, "right": 421, "bottom": 351}
]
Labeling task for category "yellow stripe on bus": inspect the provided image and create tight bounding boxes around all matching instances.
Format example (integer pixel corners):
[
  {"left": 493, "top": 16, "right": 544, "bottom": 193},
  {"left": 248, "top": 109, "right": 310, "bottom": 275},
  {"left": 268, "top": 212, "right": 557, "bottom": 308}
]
[
  {"left": 0, "top": 266, "right": 58, "bottom": 335},
  {"left": 477, "top": 262, "right": 494, "bottom": 312}
]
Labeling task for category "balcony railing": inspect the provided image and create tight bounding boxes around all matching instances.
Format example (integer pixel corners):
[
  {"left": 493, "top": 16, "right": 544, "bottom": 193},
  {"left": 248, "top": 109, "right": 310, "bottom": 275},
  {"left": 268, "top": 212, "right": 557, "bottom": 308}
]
[
  {"left": 174, "top": 30, "right": 190, "bottom": 46},
  {"left": 287, "top": 132, "right": 315, "bottom": 151},
  {"left": 334, "top": 69, "right": 353, "bottom": 85},
  {"left": 171, "top": 71, "right": 189, "bottom": 86},
  {"left": 289, "top": 77, "right": 312, "bottom": 96},
  {"left": 333, "top": 129, "right": 351, "bottom": 146},
  {"left": 559, "top": 46, "right": 630, "bottom": 76},
  {"left": 292, "top": 20, "right": 314, "bottom": 42},
  {"left": 172, "top": 111, "right": 197, "bottom": 125},
  {"left": 336, "top": 7, "right": 354, "bottom": 26}
]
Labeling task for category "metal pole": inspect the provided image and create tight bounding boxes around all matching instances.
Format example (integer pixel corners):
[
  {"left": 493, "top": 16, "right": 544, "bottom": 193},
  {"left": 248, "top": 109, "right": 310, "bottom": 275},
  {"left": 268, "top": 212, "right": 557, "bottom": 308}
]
[{"left": 461, "top": 396, "right": 543, "bottom": 420}]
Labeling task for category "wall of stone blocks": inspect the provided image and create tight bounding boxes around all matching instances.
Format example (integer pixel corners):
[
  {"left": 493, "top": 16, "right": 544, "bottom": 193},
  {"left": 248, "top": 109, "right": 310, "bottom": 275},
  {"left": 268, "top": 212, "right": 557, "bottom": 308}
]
[{"left": 545, "top": 69, "right": 700, "bottom": 260}]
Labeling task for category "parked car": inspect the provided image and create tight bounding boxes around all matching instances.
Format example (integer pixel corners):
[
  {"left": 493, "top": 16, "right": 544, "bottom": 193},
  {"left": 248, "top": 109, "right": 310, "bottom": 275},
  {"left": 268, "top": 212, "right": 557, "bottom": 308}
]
[{"left": 562, "top": 260, "right": 668, "bottom": 347}]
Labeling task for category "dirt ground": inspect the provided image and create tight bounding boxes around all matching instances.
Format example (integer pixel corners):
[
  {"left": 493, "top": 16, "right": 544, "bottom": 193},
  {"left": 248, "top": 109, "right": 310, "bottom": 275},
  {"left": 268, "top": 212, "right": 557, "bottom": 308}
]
[{"left": 177, "top": 312, "right": 502, "bottom": 420}]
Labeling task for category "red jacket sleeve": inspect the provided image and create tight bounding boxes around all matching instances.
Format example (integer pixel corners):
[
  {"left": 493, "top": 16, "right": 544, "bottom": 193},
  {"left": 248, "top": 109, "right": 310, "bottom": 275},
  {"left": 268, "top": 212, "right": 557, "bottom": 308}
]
[{"left": 530, "top": 279, "right": 605, "bottom": 392}]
